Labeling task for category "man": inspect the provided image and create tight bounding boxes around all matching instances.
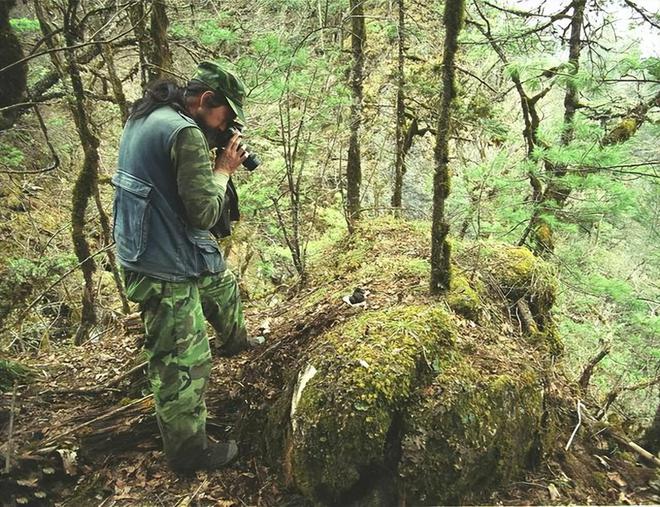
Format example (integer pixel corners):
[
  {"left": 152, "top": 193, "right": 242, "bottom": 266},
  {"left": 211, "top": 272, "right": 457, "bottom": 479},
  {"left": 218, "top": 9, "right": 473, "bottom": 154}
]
[{"left": 112, "top": 62, "right": 250, "bottom": 472}]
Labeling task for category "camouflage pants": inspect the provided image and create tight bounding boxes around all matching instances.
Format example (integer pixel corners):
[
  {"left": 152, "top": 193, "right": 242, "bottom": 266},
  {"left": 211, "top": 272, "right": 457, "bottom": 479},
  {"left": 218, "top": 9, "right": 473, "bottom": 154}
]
[{"left": 123, "top": 269, "right": 247, "bottom": 465}]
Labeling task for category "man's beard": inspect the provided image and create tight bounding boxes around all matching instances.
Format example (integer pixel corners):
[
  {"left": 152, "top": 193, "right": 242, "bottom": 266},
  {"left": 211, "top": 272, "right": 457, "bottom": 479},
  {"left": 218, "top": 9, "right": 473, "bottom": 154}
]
[
  {"left": 200, "top": 120, "right": 232, "bottom": 150},
  {"left": 188, "top": 111, "right": 225, "bottom": 149}
]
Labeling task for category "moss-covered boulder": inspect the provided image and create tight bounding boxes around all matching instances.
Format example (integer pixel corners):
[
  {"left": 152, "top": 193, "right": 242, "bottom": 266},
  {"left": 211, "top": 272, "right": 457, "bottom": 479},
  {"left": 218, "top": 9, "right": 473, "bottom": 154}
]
[
  {"left": 285, "top": 305, "right": 454, "bottom": 503},
  {"left": 400, "top": 360, "right": 543, "bottom": 505},
  {"left": 472, "top": 244, "right": 562, "bottom": 354},
  {"left": 446, "top": 269, "right": 483, "bottom": 321},
  {"left": 259, "top": 219, "right": 562, "bottom": 505},
  {"left": 477, "top": 244, "right": 556, "bottom": 310}
]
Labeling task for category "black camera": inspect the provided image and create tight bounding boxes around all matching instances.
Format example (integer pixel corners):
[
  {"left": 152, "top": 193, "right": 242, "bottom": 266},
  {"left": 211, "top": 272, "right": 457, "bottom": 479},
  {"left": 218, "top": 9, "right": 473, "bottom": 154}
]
[{"left": 209, "top": 123, "right": 261, "bottom": 171}]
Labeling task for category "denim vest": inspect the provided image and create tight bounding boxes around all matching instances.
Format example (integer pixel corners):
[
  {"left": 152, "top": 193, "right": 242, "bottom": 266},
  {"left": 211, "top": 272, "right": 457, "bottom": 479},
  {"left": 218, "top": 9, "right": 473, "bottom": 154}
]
[{"left": 112, "top": 106, "right": 225, "bottom": 281}]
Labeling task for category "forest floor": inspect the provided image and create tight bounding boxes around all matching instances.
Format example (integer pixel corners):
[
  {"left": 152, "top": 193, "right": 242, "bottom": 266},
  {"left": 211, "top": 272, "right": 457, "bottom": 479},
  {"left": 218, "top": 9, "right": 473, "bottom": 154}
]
[
  {"left": 0, "top": 212, "right": 657, "bottom": 506},
  {"left": 2, "top": 291, "right": 660, "bottom": 507}
]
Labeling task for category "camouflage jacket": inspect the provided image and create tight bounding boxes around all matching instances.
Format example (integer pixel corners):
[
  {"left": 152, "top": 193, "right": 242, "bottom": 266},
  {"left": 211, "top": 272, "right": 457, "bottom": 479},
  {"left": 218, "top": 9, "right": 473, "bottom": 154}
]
[{"left": 172, "top": 126, "right": 229, "bottom": 230}]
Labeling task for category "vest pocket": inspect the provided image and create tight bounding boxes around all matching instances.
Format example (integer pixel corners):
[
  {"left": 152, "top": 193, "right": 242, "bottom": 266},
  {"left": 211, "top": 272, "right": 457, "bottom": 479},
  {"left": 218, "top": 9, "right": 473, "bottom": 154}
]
[
  {"left": 112, "top": 171, "right": 153, "bottom": 262},
  {"left": 194, "top": 239, "right": 223, "bottom": 274}
]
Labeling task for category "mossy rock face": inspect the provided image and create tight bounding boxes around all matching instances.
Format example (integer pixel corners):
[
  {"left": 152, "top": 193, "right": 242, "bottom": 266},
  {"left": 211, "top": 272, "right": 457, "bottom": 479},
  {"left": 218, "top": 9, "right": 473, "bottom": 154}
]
[
  {"left": 446, "top": 271, "right": 482, "bottom": 321},
  {"left": 476, "top": 244, "right": 560, "bottom": 352},
  {"left": 284, "top": 304, "right": 455, "bottom": 503},
  {"left": 400, "top": 361, "right": 544, "bottom": 505},
  {"left": 260, "top": 220, "right": 562, "bottom": 505},
  {"left": 479, "top": 245, "right": 554, "bottom": 302}
]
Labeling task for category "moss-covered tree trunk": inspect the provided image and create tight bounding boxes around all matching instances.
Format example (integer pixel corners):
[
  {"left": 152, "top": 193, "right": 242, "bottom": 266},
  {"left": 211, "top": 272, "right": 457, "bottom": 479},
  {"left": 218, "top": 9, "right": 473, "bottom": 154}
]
[
  {"left": 530, "top": 0, "right": 586, "bottom": 254},
  {"left": 0, "top": 0, "right": 27, "bottom": 130},
  {"left": 147, "top": 0, "right": 173, "bottom": 81},
  {"left": 601, "top": 91, "right": 660, "bottom": 146},
  {"left": 128, "top": 1, "right": 149, "bottom": 88},
  {"left": 391, "top": 0, "right": 406, "bottom": 211},
  {"left": 93, "top": 188, "right": 131, "bottom": 315},
  {"left": 64, "top": 1, "right": 102, "bottom": 345},
  {"left": 642, "top": 396, "right": 660, "bottom": 454},
  {"left": 430, "top": 0, "right": 464, "bottom": 294},
  {"left": 36, "top": 0, "right": 100, "bottom": 344},
  {"left": 99, "top": 43, "right": 129, "bottom": 123},
  {"left": 560, "top": 0, "right": 586, "bottom": 148},
  {"left": 346, "top": 0, "right": 365, "bottom": 230},
  {"left": 129, "top": 1, "right": 173, "bottom": 86}
]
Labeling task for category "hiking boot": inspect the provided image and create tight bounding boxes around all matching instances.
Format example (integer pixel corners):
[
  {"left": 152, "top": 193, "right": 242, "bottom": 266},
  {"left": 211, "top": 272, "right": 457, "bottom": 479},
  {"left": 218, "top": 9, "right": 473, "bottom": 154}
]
[
  {"left": 171, "top": 440, "right": 239, "bottom": 473},
  {"left": 201, "top": 440, "right": 239, "bottom": 469}
]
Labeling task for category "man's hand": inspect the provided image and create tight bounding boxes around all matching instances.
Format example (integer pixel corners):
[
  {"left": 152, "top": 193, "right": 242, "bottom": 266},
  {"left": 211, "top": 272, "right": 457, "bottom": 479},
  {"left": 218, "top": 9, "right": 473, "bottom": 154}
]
[{"left": 214, "top": 132, "right": 248, "bottom": 177}]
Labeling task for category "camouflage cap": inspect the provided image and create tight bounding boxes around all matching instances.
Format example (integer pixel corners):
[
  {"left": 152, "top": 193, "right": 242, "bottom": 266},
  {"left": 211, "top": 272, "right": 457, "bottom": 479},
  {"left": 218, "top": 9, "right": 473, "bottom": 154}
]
[{"left": 192, "top": 61, "right": 246, "bottom": 125}]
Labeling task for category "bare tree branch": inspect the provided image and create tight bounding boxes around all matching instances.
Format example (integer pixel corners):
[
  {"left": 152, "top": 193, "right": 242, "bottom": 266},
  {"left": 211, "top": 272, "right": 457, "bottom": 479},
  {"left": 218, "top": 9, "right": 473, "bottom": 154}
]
[
  {"left": 623, "top": 0, "right": 660, "bottom": 30},
  {"left": 578, "top": 340, "right": 611, "bottom": 392},
  {"left": 456, "top": 64, "right": 498, "bottom": 93},
  {"left": 0, "top": 4, "right": 148, "bottom": 75}
]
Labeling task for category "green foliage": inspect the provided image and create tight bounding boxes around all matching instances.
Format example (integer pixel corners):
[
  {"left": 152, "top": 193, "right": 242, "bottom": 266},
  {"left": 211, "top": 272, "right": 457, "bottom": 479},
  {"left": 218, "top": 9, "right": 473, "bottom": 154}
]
[
  {"left": 198, "top": 20, "right": 237, "bottom": 46},
  {"left": 9, "top": 18, "right": 40, "bottom": 33},
  {"left": 0, "top": 254, "right": 77, "bottom": 326},
  {"left": 556, "top": 225, "right": 659, "bottom": 426},
  {"left": 369, "top": 20, "right": 398, "bottom": 43},
  {"left": 169, "top": 16, "right": 236, "bottom": 47},
  {"left": 616, "top": 53, "right": 660, "bottom": 81},
  {"left": 0, "top": 358, "right": 35, "bottom": 392},
  {"left": 0, "top": 142, "right": 24, "bottom": 168}
]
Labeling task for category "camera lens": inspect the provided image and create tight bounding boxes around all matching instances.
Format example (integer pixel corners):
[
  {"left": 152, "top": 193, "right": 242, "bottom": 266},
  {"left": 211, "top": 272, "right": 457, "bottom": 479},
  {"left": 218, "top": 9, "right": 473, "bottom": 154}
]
[{"left": 243, "top": 154, "right": 261, "bottom": 171}]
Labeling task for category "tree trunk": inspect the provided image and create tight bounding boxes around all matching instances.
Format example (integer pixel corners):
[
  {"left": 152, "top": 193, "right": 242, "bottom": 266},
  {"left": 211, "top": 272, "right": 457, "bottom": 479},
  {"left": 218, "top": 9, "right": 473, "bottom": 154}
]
[
  {"left": 642, "top": 395, "right": 660, "bottom": 454},
  {"left": 36, "top": 0, "right": 100, "bottom": 344},
  {"left": 560, "top": 0, "right": 587, "bottom": 150},
  {"left": 129, "top": 1, "right": 173, "bottom": 86},
  {"left": 0, "top": 0, "right": 28, "bottom": 130},
  {"left": 346, "top": 0, "right": 366, "bottom": 229},
  {"left": 532, "top": 0, "right": 586, "bottom": 253},
  {"left": 93, "top": 188, "right": 131, "bottom": 315},
  {"left": 128, "top": 1, "right": 149, "bottom": 88},
  {"left": 430, "top": 0, "right": 464, "bottom": 294},
  {"left": 391, "top": 0, "right": 406, "bottom": 210},
  {"left": 147, "top": 0, "right": 173, "bottom": 81},
  {"left": 100, "top": 43, "right": 129, "bottom": 123}
]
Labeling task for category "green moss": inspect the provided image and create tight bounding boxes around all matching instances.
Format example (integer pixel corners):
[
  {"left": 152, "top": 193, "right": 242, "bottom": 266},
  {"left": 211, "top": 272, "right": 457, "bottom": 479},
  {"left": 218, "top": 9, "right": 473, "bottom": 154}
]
[
  {"left": 529, "top": 325, "right": 564, "bottom": 356},
  {"left": 400, "top": 360, "right": 544, "bottom": 504},
  {"left": 303, "top": 218, "right": 432, "bottom": 310},
  {"left": 478, "top": 244, "right": 558, "bottom": 336},
  {"left": 288, "top": 304, "right": 455, "bottom": 501},
  {"left": 446, "top": 272, "right": 482, "bottom": 321},
  {"left": 604, "top": 117, "right": 638, "bottom": 145},
  {"left": 481, "top": 245, "right": 537, "bottom": 290}
]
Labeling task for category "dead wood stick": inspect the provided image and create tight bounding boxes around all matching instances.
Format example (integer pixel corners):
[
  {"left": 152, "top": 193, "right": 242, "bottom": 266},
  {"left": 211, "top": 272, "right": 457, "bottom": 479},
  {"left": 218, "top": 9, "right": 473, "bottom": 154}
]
[
  {"left": 578, "top": 340, "right": 611, "bottom": 391},
  {"left": 516, "top": 299, "right": 538, "bottom": 334},
  {"left": 581, "top": 405, "right": 660, "bottom": 468},
  {"left": 104, "top": 361, "right": 147, "bottom": 388},
  {"left": 41, "top": 387, "right": 123, "bottom": 396},
  {"left": 37, "top": 394, "right": 153, "bottom": 449},
  {"left": 189, "top": 478, "right": 209, "bottom": 504},
  {"left": 4, "top": 382, "right": 18, "bottom": 473},
  {"left": 40, "top": 362, "right": 146, "bottom": 396},
  {"left": 608, "top": 432, "right": 660, "bottom": 467}
]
